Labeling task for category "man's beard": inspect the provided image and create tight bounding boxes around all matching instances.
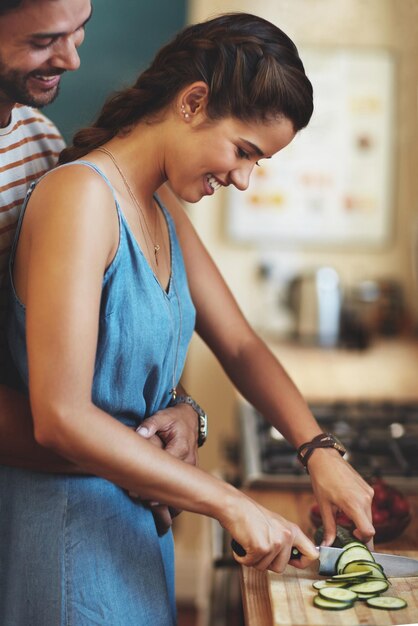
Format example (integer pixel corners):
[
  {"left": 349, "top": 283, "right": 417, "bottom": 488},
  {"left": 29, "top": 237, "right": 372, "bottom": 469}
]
[{"left": 0, "top": 60, "right": 61, "bottom": 109}]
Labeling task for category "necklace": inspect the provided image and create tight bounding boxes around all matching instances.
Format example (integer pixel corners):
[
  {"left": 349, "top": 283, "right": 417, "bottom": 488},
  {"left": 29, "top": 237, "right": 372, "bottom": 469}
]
[
  {"left": 97, "top": 146, "right": 182, "bottom": 401},
  {"left": 96, "top": 146, "right": 161, "bottom": 268}
]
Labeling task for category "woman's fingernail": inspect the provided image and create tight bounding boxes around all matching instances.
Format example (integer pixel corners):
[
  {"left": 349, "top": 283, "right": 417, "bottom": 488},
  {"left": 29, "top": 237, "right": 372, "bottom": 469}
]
[{"left": 136, "top": 426, "right": 148, "bottom": 436}]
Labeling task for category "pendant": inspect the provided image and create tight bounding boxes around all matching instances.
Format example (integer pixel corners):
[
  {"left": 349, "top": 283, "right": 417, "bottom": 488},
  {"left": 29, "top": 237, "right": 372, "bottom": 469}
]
[
  {"left": 154, "top": 243, "right": 160, "bottom": 266},
  {"left": 170, "top": 387, "right": 177, "bottom": 401}
]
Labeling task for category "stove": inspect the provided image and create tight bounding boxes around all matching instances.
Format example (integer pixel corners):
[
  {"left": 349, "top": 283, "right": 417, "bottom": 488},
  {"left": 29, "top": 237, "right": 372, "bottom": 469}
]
[{"left": 239, "top": 400, "right": 418, "bottom": 493}]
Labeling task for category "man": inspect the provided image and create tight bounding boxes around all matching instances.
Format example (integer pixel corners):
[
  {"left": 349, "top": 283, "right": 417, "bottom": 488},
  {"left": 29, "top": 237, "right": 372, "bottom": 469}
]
[{"left": 0, "top": 0, "right": 201, "bottom": 528}]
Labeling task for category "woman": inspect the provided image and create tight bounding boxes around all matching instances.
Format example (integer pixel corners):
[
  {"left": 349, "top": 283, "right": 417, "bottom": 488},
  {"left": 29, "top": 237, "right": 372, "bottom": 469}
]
[{"left": 3, "top": 12, "right": 374, "bottom": 625}]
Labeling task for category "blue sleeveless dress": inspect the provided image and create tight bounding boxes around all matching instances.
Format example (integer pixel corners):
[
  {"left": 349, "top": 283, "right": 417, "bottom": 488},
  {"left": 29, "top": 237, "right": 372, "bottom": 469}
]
[{"left": 1, "top": 162, "right": 196, "bottom": 626}]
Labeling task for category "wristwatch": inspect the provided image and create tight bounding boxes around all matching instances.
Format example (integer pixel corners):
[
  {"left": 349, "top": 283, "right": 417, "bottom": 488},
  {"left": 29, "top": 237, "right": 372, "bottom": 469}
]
[
  {"left": 170, "top": 395, "right": 208, "bottom": 447},
  {"left": 297, "top": 432, "right": 346, "bottom": 473}
]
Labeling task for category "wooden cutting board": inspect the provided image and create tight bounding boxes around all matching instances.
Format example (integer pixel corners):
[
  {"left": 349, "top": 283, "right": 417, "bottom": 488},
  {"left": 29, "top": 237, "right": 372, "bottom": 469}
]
[{"left": 268, "top": 551, "right": 418, "bottom": 626}]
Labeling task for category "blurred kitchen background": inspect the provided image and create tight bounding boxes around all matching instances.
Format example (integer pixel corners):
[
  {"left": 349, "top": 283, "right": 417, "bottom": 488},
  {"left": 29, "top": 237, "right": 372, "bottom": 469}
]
[
  {"left": 181, "top": 0, "right": 418, "bottom": 620},
  {"left": 45, "top": 0, "right": 418, "bottom": 623}
]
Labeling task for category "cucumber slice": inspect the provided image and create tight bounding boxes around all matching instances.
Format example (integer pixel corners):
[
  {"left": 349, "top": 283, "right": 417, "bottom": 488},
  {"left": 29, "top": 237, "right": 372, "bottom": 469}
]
[
  {"left": 313, "top": 580, "right": 330, "bottom": 590},
  {"left": 366, "top": 596, "right": 407, "bottom": 610},
  {"left": 356, "top": 592, "right": 380, "bottom": 600},
  {"left": 336, "top": 546, "right": 375, "bottom": 574},
  {"left": 313, "top": 595, "right": 354, "bottom": 611},
  {"left": 328, "top": 577, "right": 370, "bottom": 586},
  {"left": 348, "top": 580, "right": 389, "bottom": 594},
  {"left": 313, "top": 580, "right": 348, "bottom": 589},
  {"left": 328, "top": 578, "right": 365, "bottom": 585},
  {"left": 319, "top": 587, "right": 358, "bottom": 603},
  {"left": 343, "top": 560, "right": 387, "bottom": 580},
  {"left": 342, "top": 559, "right": 383, "bottom": 571},
  {"left": 331, "top": 570, "right": 371, "bottom": 580}
]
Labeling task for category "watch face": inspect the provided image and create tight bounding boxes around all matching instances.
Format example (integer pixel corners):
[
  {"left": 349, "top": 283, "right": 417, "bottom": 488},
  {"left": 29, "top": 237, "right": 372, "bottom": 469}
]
[
  {"left": 198, "top": 414, "right": 207, "bottom": 446},
  {"left": 329, "top": 434, "right": 346, "bottom": 454}
]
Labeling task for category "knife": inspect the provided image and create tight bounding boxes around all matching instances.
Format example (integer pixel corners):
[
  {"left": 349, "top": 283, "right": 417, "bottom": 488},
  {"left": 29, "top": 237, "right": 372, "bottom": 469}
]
[{"left": 231, "top": 540, "right": 418, "bottom": 577}]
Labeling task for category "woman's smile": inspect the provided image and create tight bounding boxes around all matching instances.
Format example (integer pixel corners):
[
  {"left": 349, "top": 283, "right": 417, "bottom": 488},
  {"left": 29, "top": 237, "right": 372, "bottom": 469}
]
[{"left": 204, "top": 173, "right": 223, "bottom": 195}]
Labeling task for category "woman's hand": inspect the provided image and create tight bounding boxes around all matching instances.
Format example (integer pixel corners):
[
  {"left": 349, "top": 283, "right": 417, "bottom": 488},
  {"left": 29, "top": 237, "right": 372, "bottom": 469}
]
[
  {"left": 223, "top": 496, "right": 318, "bottom": 573},
  {"left": 307, "top": 448, "right": 375, "bottom": 548}
]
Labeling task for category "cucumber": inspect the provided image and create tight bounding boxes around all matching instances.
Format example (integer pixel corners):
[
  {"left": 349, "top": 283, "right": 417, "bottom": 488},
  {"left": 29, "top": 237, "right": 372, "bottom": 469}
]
[
  {"left": 348, "top": 580, "right": 389, "bottom": 594},
  {"left": 319, "top": 587, "right": 358, "bottom": 603},
  {"left": 313, "top": 596, "right": 354, "bottom": 611},
  {"left": 336, "top": 546, "right": 375, "bottom": 574},
  {"left": 366, "top": 596, "right": 407, "bottom": 610},
  {"left": 314, "top": 524, "right": 356, "bottom": 548},
  {"left": 339, "top": 541, "right": 367, "bottom": 550},
  {"left": 312, "top": 531, "right": 407, "bottom": 613}
]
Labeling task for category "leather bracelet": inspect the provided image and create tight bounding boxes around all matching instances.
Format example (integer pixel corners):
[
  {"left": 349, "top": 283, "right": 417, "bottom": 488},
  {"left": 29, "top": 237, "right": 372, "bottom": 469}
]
[{"left": 297, "top": 433, "right": 346, "bottom": 474}]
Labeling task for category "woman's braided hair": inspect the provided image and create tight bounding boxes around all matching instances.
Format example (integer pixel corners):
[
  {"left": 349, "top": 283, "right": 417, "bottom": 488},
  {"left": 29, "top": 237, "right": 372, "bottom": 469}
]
[{"left": 59, "top": 12, "right": 313, "bottom": 164}]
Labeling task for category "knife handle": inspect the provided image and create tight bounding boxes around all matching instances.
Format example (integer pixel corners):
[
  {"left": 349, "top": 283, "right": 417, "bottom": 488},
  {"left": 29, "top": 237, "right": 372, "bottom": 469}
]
[
  {"left": 231, "top": 539, "right": 247, "bottom": 557},
  {"left": 231, "top": 540, "right": 302, "bottom": 560}
]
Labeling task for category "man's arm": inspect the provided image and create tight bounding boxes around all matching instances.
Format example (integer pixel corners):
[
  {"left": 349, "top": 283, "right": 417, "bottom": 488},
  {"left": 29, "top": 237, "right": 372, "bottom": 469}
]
[
  {"left": 0, "top": 381, "right": 200, "bottom": 474},
  {"left": 0, "top": 383, "right": 197, "bottom": 536},
  {"left": 0, "top": 384, "right": 81, "bottom": 472}
]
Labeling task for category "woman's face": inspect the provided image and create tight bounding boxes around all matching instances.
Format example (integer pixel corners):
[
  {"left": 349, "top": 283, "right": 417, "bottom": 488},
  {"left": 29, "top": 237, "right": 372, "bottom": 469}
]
[{"left": 166, "top": 114, "right": 296, "bottom": 203}]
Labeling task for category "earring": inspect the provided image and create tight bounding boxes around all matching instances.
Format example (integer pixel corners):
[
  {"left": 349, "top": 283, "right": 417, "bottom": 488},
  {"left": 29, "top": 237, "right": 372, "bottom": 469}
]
[{"left": 181, "top": 105, "right": 190, "bottom": 120}]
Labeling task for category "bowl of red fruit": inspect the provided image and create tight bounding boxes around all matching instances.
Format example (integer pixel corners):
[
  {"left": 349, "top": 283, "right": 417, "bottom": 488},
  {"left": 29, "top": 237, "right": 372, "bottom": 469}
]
[{"left": 309, "top": 477, "right": 411, "bottom": 543}]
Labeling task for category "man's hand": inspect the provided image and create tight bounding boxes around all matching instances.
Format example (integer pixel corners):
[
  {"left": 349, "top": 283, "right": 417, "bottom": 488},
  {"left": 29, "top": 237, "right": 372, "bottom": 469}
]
[
  {"left": 135, "top": 401, "right": 200, "bottom": 535},
  {"left": 137, "top": 402, "right": 199, "bottom": 466}
]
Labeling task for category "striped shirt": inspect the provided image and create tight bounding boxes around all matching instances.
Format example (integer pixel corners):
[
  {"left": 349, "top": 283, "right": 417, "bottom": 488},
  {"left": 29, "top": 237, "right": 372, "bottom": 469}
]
[{"left": 0, "top": 104, "right": 65, "bottom": 378}]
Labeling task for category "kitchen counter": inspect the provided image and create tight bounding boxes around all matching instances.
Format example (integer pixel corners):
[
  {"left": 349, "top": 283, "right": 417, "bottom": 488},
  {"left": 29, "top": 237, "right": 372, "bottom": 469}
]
[{"left": 240, "top": 488, "right": 418, "bottom": 626}]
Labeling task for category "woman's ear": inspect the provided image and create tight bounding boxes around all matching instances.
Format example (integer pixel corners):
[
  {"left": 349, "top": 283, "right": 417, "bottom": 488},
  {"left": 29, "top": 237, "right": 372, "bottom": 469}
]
[{"left": 179, "top": 82, "right": 209, "bottom": 120}]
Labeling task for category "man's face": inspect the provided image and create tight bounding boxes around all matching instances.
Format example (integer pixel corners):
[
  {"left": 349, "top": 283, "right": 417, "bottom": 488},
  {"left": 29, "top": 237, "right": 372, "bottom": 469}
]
[{"left": 0, "top": 0, "right": 91, "bottom": 113}]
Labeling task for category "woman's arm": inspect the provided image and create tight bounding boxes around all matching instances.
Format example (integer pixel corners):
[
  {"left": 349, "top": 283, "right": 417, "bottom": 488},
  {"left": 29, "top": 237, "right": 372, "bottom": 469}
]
[
  {"left": 14, "top": 167, "right": 317, "bottom": 572},
  {"left": 169, "top": 192, "right": 374, "bottom": 546},
  {"left": 0, "top": 183, "right": 199, "bottom": 474}
]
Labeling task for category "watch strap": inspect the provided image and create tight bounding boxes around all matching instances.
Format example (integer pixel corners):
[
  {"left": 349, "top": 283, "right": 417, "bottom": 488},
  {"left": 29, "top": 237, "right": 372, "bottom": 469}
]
[{"left": 297, "top": 433, "right": 346, "bottom": 474}]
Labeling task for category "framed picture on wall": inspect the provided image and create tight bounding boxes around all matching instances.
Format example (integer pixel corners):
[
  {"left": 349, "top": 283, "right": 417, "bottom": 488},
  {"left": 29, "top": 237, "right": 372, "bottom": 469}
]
[{"left": 227, "top": 48, "right": 396, "bottom": 247}]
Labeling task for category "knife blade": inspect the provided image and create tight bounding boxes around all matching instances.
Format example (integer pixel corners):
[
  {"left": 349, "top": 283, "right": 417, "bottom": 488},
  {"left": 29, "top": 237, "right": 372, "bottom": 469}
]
[
  {"left": 231, "top": 540, "right": 418, "bottom": 577},
  {"left": 316, "top": 545, "right": 418, "bottom": 577}
]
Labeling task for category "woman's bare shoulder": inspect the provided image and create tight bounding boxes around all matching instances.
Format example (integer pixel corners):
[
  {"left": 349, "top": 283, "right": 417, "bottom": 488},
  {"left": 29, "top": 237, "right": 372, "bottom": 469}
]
[
  {"left": 34, "top": 161, "right": 113, "bottom": 203},
  {"left": 24, "top": 162, "right": 117, "bottom": 229}
]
